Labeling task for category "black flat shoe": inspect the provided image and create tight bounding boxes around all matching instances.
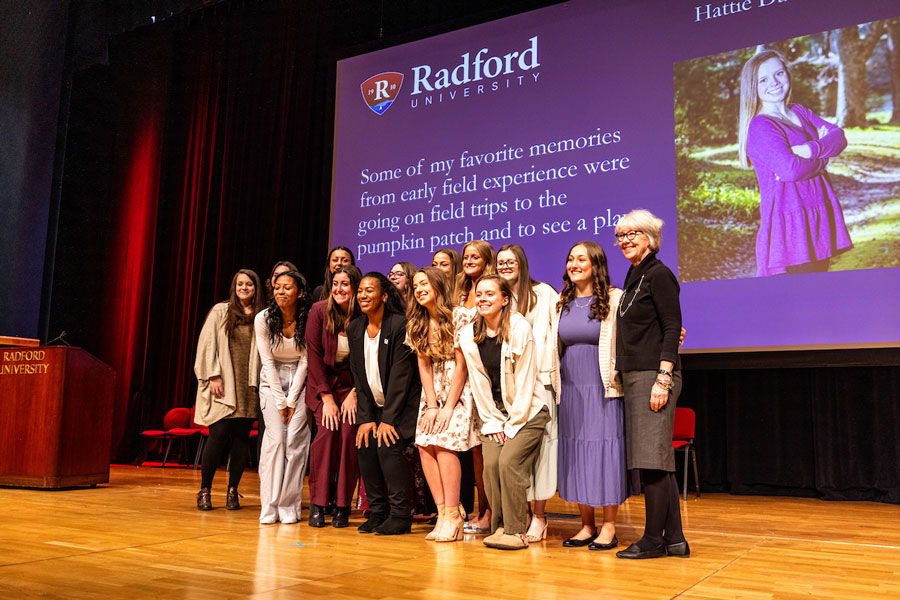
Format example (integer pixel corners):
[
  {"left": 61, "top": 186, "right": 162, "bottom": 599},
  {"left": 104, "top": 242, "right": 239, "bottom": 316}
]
[
  {"left": 308, "top": 504, "right": 326, "bottom": 528},
  {"left": 374, "top": 516, "right": 413, "bottom": 535},
  {"left": 616, "top": 542, "right": 666, "bottom": 559},
  {"left": 588, "top": 535, "right": 618, "bottom": 551},
  {"left": 666, "top": 541, "right": 691, "bottom": 557},
  {"left": 562, "top": 533, "right": 597, "bottom": 547},
  {"left": 332, "top": 506, "right": 350, "bottom": 528},
  {"left": 357, "top": 513, "right": 387, "bottom": 533}
]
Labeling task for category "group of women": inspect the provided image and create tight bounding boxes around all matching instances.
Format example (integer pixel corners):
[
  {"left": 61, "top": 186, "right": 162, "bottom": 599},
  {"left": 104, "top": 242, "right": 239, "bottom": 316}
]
[{"left": 191, "top": 209, "right": 689, "bottom": 558}]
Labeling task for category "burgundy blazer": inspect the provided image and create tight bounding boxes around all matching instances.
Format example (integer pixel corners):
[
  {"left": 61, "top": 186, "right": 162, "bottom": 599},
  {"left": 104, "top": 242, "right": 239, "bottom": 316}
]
[{"left": 305, "top": 300, "right": 353, "bottom": 410}]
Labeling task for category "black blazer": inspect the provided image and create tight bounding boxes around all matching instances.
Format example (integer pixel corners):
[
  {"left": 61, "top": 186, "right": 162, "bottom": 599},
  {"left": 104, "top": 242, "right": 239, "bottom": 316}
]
[{"left": 347, "top": 310, "right": 422, "bottom": 439}]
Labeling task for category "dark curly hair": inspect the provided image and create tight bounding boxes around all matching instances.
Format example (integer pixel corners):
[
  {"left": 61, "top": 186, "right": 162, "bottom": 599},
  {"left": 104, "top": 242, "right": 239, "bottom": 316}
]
[
  {"left": 265, "top": 270, "right": 311, "bottom": 350},
  {"left": 556, "top": 241, "right": 611, "bottom": 321}
]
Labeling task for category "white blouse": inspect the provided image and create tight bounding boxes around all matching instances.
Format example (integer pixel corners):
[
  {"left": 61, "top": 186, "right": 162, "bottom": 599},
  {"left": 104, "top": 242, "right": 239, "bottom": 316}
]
[{"left": 254, "top": 310, "right": 308, "bottom": 410}]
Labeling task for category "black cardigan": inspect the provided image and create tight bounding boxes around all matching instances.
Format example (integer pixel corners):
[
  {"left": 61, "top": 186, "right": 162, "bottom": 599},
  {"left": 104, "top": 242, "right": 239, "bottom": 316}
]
[
  {"left": 347, "top": 310, "right": 422, "bottom": 439},
  {"left": 615, "top": 252, "right": 682, "bottom": 372}
]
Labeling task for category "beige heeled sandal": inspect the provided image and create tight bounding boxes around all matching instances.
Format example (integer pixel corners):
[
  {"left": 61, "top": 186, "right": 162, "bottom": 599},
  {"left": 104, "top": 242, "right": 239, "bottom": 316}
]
[
  {"left": 426, "top": 504, "right": 445, "bottom": 541},
  {"left": 525, "top": 513, "right": 548, "bottom": 542}
]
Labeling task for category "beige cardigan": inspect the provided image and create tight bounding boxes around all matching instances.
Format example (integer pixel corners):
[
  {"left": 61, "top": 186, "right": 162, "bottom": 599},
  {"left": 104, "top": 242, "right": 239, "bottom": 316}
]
[
  {"left": 550, "top": 287, "right": 623, "bottom": 400},
  {"left": 194, "top": 302, "right": 260, "bottom": 426},
  {"left": 512, "top": 281, "right": 559, "bottom": 387},
  {"left": 458, "top": 312, "right": 547, "bottom": 438}
]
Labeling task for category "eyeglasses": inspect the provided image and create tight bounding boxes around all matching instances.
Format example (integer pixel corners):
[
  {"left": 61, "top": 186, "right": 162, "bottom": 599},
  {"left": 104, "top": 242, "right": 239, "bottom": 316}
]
[
  {"left": 497, "top": 260, "right": 518, "bottom": 268},
  {"left": 387, "top": 271, "right": 405, "bottom": 279},
  {"left": 614, "top": 230, "right": 643, "bottom": 243}
]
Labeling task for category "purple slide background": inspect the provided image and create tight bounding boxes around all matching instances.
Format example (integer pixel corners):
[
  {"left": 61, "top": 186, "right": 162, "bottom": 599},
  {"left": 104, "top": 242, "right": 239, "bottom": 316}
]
[{"left": 331, "top": 0, "right": 900, "bottom": 351}]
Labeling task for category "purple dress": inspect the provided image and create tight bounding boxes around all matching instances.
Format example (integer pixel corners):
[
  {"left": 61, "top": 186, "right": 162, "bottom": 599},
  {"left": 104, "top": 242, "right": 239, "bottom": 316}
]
[
  {"left": 747, "top": 104, "right": 852, "bottom": 276},
  {"left": 557, "top": 301, "right": 630, "bottom": 507}
]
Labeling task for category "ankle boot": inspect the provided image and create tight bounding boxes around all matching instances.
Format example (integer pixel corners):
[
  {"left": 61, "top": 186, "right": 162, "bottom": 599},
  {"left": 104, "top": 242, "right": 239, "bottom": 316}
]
[
  {"left": 197, "top": 488, "right": 212, "bottom": 511},
  {"left": 332, "top": 506, "right": 350, "bottom": 528},
  {"left": 225, "top": 487, "right": 242, "bottom": 510}
]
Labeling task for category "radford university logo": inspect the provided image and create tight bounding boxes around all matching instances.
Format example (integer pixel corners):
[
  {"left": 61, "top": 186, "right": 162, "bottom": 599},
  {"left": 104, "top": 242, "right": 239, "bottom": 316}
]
[{"left": 361, "top": 72, "right": 403, "bottom": 115}]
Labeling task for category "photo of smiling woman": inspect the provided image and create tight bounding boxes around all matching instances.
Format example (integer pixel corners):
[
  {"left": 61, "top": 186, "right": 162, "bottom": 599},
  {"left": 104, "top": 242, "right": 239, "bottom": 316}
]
[
  {"left": 254, "top": 270, "right": 312, "bottom": 524},
  {"left": 739, "top": 49, "right": 852, "bottom": 276},
  {"left": 194, "top": 269, "right": 265, "bottom": 511},
  {"left": 348, "top": 272, "right": 422, "bottom": 535},
  {"left": 458, "top": 275, "right": 549, "bottom": 550},
  {"left": 305, "top": 264, "right": 363, "bottom": 528}
]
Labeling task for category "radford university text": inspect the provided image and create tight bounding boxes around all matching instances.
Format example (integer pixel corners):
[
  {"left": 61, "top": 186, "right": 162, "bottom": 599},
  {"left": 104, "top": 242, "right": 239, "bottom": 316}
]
[{"left": 409, "top": 36, "right": 540, "bottom": 108}]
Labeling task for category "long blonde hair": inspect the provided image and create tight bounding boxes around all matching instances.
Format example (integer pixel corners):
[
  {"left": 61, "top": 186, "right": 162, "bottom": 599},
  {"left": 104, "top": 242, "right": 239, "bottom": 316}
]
[
  {"left": 457, "top": 240, "right": 496, "bottom": 304},
  {"left": 738, "top": 49, "right": 792, "bottom": 169},
  {"left": 406, "top": 267, "right": 456, "bottom": 361}
]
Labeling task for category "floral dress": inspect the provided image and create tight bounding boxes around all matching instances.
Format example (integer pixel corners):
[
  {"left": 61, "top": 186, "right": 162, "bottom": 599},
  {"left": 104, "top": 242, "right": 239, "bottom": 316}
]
[{"left": 414, "top": 307, "right": 480, "bottom": 451}]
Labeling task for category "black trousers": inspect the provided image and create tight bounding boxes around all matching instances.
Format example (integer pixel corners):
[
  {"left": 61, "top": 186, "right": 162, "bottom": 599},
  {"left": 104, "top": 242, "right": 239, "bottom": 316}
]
[
  {"left": 357, "top": 407, "right": 412, "bottom": 519},
  {"left": 200, "top": 417, "right": 254, "bottom": 489}
]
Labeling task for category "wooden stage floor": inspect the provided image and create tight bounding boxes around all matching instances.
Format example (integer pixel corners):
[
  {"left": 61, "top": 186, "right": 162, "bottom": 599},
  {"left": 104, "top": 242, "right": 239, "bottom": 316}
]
[{"left": 1, "top": 466, "right": 898, "bottom": 599}]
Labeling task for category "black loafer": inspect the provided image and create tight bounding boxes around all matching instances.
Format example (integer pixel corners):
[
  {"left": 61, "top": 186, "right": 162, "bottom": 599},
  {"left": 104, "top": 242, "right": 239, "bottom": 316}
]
[
  {"left": 374, "top": 516, "right": 413, "bottom": 535},
  {"left": 308, "top": 504, "right": 326, "bottom": 528},
  {"left": 616, "top": 542, "right": 666, "bottom": 559},
  {"left": 357, "top": 513, "right": 387, "bottom": 533},
  {"left": 562, "top": 533, "right": 597, "bottom": 547},
  {"left": 332, "top": 506, "right": 350, "bottom": 528},
  {"left": 588, "top": 535, "right": 618, "bottom": 551},
  {"left": 666, "top": 541, "right": 691, "bottom": 557}
]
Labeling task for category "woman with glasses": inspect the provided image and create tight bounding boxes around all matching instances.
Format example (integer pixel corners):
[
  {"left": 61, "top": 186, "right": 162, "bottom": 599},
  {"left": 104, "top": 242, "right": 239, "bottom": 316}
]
[
  {"left": 496, "top": 244, "right": 559, "bottom": 542},
  {"left": 388, "top": 261, "right": 417, "bottom": 308},
  {"left": 613, "top": 210, "right": 689, "bottom": 559}
]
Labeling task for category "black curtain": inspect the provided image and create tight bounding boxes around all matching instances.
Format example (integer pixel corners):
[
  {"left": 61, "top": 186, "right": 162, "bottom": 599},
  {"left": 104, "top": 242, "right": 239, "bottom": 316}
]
[{"left": 682, "top": 365, "right": 900, "bottom": 503}]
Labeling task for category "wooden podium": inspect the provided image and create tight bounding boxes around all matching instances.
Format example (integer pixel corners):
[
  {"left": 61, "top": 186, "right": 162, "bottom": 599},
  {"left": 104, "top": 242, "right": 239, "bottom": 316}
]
[{"left": 0, "top": 346, "right": 115, "bottom": 488}]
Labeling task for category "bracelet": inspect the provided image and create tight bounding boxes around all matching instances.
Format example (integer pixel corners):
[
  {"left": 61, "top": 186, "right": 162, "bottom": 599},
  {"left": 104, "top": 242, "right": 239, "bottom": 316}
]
[
  {"left": 654, "top": 377, "right": 673, "bottom": 390},
  {"left": 425, "top": 406, "right": 439, "bottom": 412},
  {"left": 657, "top": 368, "right": 672, "bottom": 377}
]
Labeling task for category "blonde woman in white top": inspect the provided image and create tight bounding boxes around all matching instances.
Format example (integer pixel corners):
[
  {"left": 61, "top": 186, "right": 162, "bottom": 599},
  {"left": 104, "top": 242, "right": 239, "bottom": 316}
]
[
  {"left": 496, "top": 244, "right": 559, "bottom": 542},
  {"left": 255, "top": 270, "right": 312, "bottom": 525}
]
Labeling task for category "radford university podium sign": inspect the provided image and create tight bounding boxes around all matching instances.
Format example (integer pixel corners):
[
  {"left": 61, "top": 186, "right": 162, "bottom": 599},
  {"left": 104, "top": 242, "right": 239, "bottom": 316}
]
[{"left": 0, "top": 346, "right": 115, "bottom": 488}]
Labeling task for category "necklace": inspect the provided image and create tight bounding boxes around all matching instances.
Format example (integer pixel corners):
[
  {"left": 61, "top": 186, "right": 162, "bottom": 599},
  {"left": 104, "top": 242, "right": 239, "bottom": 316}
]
[
  {"left": 618, "top": 275, "right": 644, "bottom": 317},
  {"left": 574, "top": 296, "right": 593, "bottom": 308}
]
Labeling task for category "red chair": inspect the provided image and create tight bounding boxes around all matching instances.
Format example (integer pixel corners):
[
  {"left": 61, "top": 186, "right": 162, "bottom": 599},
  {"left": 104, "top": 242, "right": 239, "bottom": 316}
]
[
  {"left": 140, "top": 407, "right": 190, "bottom": 466},
  {"left": 166, "top": 407, "right": 204, "bottom": 468},
  {"left": 672, "top": 407, "right": 700, "bottom": 500}
]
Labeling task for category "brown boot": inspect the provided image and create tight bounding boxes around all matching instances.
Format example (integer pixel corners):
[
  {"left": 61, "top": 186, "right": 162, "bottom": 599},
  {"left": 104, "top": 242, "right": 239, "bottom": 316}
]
[
  {"left": 225, "top": 487, "right": 242, "bottom": 510},
  {"left": 197, "top": 488, "right": 212, "bottom": 511}
]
